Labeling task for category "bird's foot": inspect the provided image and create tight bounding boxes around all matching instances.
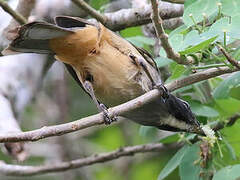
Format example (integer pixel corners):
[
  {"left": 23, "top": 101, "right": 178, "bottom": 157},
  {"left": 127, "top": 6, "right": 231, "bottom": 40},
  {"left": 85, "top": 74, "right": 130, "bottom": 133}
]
[
  {"left": 99, "top": 104, "right": 118, "bottom": 125},
  {"left": 154, "top": 83, "right": 169, "bottom": 100}
]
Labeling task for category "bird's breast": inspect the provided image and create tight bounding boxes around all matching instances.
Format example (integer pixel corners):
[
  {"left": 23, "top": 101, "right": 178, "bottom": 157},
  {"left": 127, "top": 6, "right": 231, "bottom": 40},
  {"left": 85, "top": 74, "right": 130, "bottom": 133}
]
[
  {"left": 80, "top": 41, "right": 145, "bottom": 106},
  {"left": 49, "top": 25, "right": 156, "bottom": 107}
]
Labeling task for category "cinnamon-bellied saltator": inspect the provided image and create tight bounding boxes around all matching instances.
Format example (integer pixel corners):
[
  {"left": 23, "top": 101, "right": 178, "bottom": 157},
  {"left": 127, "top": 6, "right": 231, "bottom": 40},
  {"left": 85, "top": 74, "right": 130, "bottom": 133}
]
[{"left": 2, "top": 16, "right": 203, "bottom": 134}]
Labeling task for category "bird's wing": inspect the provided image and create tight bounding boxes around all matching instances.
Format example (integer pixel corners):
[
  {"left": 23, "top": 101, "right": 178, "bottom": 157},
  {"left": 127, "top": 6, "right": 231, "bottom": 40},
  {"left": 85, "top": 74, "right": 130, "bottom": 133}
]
[
  {"left": 54, "top": 16, "right": 94, "bottom": 28},
  {"left": 133, "top": 45, "right": 160, "bottom": 74}
]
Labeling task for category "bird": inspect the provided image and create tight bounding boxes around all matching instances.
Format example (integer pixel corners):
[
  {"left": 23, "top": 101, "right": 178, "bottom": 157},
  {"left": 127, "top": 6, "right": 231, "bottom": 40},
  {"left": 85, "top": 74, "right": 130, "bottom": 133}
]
[{"left": 2, "top": 16, "right": 203, "bottom": 135}]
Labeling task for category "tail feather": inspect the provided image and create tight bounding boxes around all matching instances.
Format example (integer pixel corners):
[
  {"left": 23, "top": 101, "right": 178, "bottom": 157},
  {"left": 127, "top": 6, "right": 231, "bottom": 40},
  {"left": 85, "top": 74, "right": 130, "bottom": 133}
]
[
  {"left": 19, "top": 22, "right": 74, "bottom": 40},
  {"left": 5, "top": 39, "right": 52, "bottom": 54},
  {"left": 54, "top": 16, "right": 92, "bottom": 28},
  {"left": 2, "top": 21, "right": 74, "bottom": 55}
]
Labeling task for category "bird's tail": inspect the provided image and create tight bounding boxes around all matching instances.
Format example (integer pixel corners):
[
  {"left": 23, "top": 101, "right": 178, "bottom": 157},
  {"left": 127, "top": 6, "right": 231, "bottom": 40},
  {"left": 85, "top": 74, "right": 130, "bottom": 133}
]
[{"left": 2, "top": 21, "right": 74, "bottom": 55}]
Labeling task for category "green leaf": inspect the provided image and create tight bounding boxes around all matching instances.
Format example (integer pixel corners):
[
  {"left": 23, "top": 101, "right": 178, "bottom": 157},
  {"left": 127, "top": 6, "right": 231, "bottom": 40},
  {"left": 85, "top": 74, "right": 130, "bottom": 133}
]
[
  {"left": 213, "top": 72, "right": 240, "bottom": 99},
  {"left": 167, "top": 64, "right": 187, "bottom": 82},
  {"left": 120, "top": 26, "right": 143, "bottom": 37},
  {"left": 170, "top": 34, "right": 185, "bottom": 51},
  {"left": 160, "top": 134, "right": 180, "bottom": 144},
  {"left": 222, "top": 137, "right": 236, "bottom": 160},
  {"left": 158, "top": 145, "right": 190, "bottom": 180},
  {"left": 213, "top": 165, "right": 240, "bottom": 180},
  {"left": 190, "top": 101, "right": 219, "bottom": 117},
  {"left": 89, "top": 126, "right": 125, "bottom": 151},
  {"left": 229, "top": 86, "right": 240, "bottom": 100},
  {"left": 139, "top": 126, "right": 157, "bottom": 138},
  {"left": 183, "top": 30, "right": 202, "bottom": 46},
  {"left": 233, "top": 47, "right": 240, "bottom": 60},
  {"left": 183, "top": 0, "right": 218, "bottom": 27},
  {"left": 179, "top": 36, "right": 218, "bottom": 55},
  {"left": 221, "top": 120, "right": 240, "bottom": 157},
  {"left": 169, "top": 24, "right": 188, "bottom": 38},
  {"left": 202, "top": 15, "right": 240, "bottom": 44},
  {"left": 209, "top": 77, "right": 223, "bottom": 90},
  {"left": 184, "top": 0, "right": 198, "bottom": 9},
  {"left": 221, "top": 0, "right": 240, "bottom": 16},
  {"left": 126, "top": 36, "right": 155, "bottom": 45},
  {"left": 179, "top": 143, "right": 201, "bottom": 180},
  {"left": 155, "top": 57, "right": 173, "bottom": 67},
  {"left": 90, "top": 0, "right": 109, "bottom": 10},
  {"left": 167, "top": 29, "right": 217, "bottom": 57},
  {"left": 215, "top": 98, "right": 240, "bottom": 116},
  {"left": 161, "top": 33, "right": 185, "bottom": 57},
  {"left": 126, "top": 36, "right": 155, "bottom": 48}
]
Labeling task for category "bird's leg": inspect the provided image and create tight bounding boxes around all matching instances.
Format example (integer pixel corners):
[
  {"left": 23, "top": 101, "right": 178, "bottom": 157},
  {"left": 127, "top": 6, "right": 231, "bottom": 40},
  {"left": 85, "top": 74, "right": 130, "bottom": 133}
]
[
  {"left": 83, "top": 80, "right": 117, "bottom": 124},
  {"left": 129, "top": 54, "right": 169, "bottom": 100},
  {"left": 129, "top": 54, "right": 155, "bottom": 85},
  {"left": 153, "top": 83, "right": 169, "bottom": 100}
]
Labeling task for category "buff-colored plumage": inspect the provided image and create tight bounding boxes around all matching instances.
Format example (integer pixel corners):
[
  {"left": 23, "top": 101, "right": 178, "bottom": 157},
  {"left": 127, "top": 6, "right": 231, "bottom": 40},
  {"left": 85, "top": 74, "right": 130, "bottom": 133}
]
[{"left": 49, "top": 23, "right": 159, "bottom": 106}]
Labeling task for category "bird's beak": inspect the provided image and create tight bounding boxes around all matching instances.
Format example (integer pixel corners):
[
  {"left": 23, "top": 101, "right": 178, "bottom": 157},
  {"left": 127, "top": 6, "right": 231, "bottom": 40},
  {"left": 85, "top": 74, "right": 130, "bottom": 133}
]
[{"left": 191, "top": 124, "right": 206, "bottom": 136}]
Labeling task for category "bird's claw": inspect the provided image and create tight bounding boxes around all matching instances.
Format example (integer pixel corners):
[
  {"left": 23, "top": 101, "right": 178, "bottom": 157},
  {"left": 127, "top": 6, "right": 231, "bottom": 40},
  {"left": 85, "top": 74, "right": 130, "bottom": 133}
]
[
  {"left": 99, "top": 104, "right": 118, "bottom": 125},
  {"left": 154, "top": 83, "right": 169, "bottom": 100}
]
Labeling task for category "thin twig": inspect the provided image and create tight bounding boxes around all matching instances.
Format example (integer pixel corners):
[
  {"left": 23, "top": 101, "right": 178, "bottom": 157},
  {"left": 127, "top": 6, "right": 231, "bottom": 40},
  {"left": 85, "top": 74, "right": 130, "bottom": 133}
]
[
  {"left": 0, "top": 143, "right": 168, "bottom": 176},
  {"left": 227, "top": 114, "right": 240, "bottom": 126},
  {"left": 150, "top": 0, "right": 186, "bottom": 64},
  {"left": 162, "top": 0, "right": 184, "bottom": 4},
  {"left": 191, "top": 63, "right": 227, "bottom": 70},
  {"left": 167, "top": 66, "right": 238, "bottom": 91},
  {"left": 150, "top": 0, "right": 195, "bottom": 64},
  {"left": 71, "top": 0, "right": 107, "bottom": 25},
  {"left": 150, "top": 0, "right": 180, "bottom": 61},
  {"left": 212, "top": 114, "right": 240, "bottom": 131},
  {"left": 216, "top": 44, "right": 240, "bottom": 69},
  {"left": 0, "top": 66, "right": 238, "bottom": 143},
  {"left": 2, "top": 0, "right": 36, "bottom": 41},
  {"left": 0, "top": 0, "right": 27, "bottom": 24}
]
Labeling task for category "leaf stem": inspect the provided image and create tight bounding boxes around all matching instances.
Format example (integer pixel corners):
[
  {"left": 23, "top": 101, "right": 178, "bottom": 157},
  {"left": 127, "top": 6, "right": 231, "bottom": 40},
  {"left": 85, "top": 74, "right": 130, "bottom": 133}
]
[{"left": 191, "top": 63, "right": 227, "bottom": 70}]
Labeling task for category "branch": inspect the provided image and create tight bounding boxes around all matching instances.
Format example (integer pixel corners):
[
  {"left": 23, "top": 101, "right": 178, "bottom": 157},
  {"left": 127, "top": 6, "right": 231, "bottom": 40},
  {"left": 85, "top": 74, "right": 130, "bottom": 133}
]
[
  {"left": 150, "top": 0, "right": 194, "bottom": 64},
  {"left": 0, "top": 143, "right": 167, "bottom": 176},
  {"left": 0, "top": 95, "right": 26, "bottom": 161},
  {"left": 162, "top": 0, "right": 184, "bottom": 4},
  {"left": 2, "top": 0, "right": 36, "bottom": 42},
  {"left": 0, "top": 0, "right": 36, "bottom": 159},
  {"left": 143, "top": 17, "right": 183, "bottom": 39},
  {"left": 212, "top": 114, "right": 240, "bottom": 131},
  {"left": 0, "top": 54, "right": 47, "bottom": 159},
  {"left": 71, "top": 0, "right": 107, "bottom": 25},
  {"left": 0, "top": 1, "right": 183, "bottom": 50},
  {"left": 216, "top": 44, "right": 240, "bottom": 69},
  {"left": 0, "top": 66, "right": 238, "bottom": 143},
  {"left": 0, "top": 0, "right": 27, "bottom": 25},
  {"left": 162, "top": 17, "right": 183, "bottom": 30},
  {"left": 86, "top": 2, "right": 183, "bottom": 31},
  {"left": 167, "top": 66, "right": 239, "bottom": 91},
  {"left": 227, "top": 114, "right": 240, "bottom": 126}
]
